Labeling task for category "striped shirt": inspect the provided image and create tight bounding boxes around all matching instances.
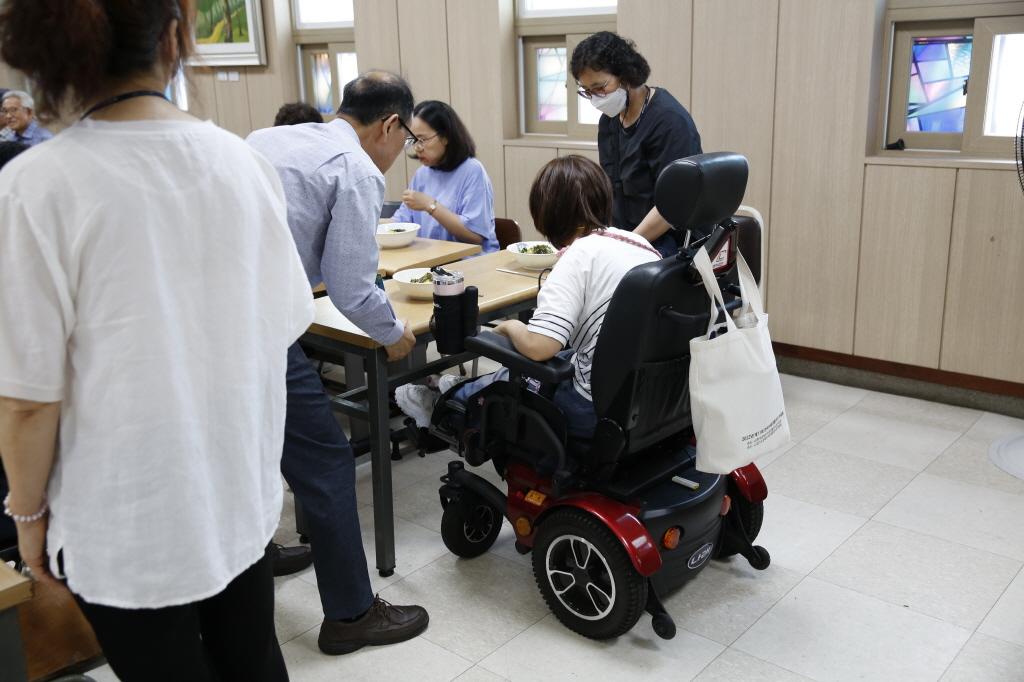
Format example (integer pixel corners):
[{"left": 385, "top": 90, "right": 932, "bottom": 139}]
[{"left": 527, "top": 227, "right": 659, "bottom": 400}]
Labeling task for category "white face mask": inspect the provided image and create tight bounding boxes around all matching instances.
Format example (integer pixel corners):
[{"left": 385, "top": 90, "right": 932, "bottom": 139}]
[{"left": 590, "top": 87, "right": 628, "bottom": 117}]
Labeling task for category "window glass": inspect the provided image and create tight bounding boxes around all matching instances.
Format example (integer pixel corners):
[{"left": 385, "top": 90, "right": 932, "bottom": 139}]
[
  {"left": 537, "top": 46, "right": 568, "bottom": 122},
  {"left": 296, "top": 0, "right": 354, "bottom": 27},
  {"left": 522, "top": 0, "right": 616, "bottom": 15},
  {"left": 984, "top": 33, "right": 1024, "bottom": 136},
  {"left": 312, "top": 53, "right": 333, "bottom": 114},
  {"left": 337, "top": 52, "right": 358, "bottom": 93},
  {"left": 905, "top": 36, "right": 972, "bottom": 133}
]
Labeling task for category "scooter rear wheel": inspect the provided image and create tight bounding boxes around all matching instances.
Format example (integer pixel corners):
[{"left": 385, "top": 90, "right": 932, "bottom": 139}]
[{"left": 533, "top": 508, "right": 647, "bottom": 640}]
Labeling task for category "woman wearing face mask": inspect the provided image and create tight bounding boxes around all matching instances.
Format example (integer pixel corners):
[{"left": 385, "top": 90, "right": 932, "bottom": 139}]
[
  {"left": 383, "top": 100, "right": 498, "bottom": 254},
  {"left": 570, "top": 31, "right": 702, "bottom": 257}
]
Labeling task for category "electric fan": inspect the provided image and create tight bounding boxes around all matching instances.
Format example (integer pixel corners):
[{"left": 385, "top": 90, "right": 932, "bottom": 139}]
[{"left": 988, "top": 98, "right": 1024, "bottom": 481}]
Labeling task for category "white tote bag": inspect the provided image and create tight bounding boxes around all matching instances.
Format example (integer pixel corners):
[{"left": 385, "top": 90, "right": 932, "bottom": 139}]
[{"left": 688, "top": 247, "right": 790, "bottom": 474}]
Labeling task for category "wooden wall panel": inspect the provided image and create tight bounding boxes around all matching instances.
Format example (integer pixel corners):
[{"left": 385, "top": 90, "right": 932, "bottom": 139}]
[
  {"left": 446, "top": 0, "right": 515, "bottom": 219},
  {"left": 617, "top": 0, "right": 692, "bottom": 108},
  {"left": 940, "top": 169, "right": 1024, "bottom": 382},
  {"left": 504, "top": 146, "right": 557, "bottom": 240},
  {"left": 186, "top": 68, "right": 220, "bottom": 124},
  {"left": 854, "top": 165, "right": 956, "bottom": 367},
  {"left": 691, "top": 0, "right": 778, "bottom": 275},
  {"left": 212, "top": 72, "right": 253, "bottom": 138},
  {"left": 354, "top": 0, "right": 407, "bottom": 200},
  {"left": 767, "top": 0, "right": 876, "bottom": 352},
  {"left": 245, "top": 0, "right": 299, "bottom": 134}
]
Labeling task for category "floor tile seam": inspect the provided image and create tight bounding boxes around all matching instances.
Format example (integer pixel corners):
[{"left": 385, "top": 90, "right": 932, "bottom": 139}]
[
  {"left": 919, "top": 464, "right": 1024, "bottom": 501},
  {"left": 973, "top": 563, "right": 1024, "bottom": 641},
  {"left": 804, "top": 567, "right": 988, "bottom": 632},
  {"left": 279, "top": 621, "right": 321, "bottom": 648},
  {"left": 842, "top": 407, "right": 982, "bottom": 436},
  {"left": 720, "top": 644, "right": 816, "bottom": 682},
  {"left": 712, "top": 573, "right": 812, "bottom": 663},
  {"left": 409, "top": 633, "right": 479, "bottom": 675},
  {"left": 864, "top": 518, "right": 1024, "bottom": 571},
  {"left": 779, "top": 437, "right": 925, "bottom": 475},
  {"left": 974, "top": 625, "right": 1024, "bottom": 650}
]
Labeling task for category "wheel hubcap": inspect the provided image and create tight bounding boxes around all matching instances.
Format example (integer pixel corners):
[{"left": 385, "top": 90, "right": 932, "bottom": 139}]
[
  {"left": 463, "top": 504, "right": 494, "bottom": 542},
  {"left": 545, "top": 535, "right": 616, "bottom": 620}
]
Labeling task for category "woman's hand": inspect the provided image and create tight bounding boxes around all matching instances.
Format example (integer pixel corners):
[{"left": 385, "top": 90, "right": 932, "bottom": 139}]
[
  {"left": 402, "top": 190, "right": 434, "bottom": 213},
  {"left": 17, "top": 516, "right": 59, "bottom": 585}
]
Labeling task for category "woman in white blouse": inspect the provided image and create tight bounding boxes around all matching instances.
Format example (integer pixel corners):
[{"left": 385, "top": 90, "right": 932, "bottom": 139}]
[{"left": 0, "top": 1, "right": 312, "bottom": 680}]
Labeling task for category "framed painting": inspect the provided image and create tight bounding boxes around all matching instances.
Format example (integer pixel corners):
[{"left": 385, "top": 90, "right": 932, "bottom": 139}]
[{"left": 193, "top": 0, "right": 267, "bottom": 66}]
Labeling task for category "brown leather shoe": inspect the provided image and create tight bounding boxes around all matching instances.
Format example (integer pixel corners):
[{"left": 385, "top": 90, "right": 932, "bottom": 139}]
[
  {"left": 272, "top": 543, "right": 314, "bottom": 577},
  {"left": 317, "top": 595, "right": 429, "bottom": 655}
]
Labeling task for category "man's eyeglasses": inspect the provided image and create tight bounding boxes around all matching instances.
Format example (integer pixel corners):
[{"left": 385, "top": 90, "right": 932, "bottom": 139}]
[
  {"left": 576, "top": 77, "right": 613, "bottom": 100},
  {"left": 383, "top": 115, "right": 419, "bottom": 150},
  {"left": 0, "top": 107, "right": 25, "bottom": 116}
]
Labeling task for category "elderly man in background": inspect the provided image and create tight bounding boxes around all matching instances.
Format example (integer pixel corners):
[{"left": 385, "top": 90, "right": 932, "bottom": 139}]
[
  {"left": 246, "top": 71, "right": 426, "bottom": 657},
  {"left": 2, "top": 90, "right": 53, "bottom": 146}
]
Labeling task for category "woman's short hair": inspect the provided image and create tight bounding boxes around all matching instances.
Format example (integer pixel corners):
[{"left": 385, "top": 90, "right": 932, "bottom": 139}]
[
  {"left": 569, "top": 31, "right": 651, "bottom": 89},
  {"left": 0, "top": 0, "right": 194, "bottom": 118},
  {"left": 412, "top": 100, "right": 475, "bottom": 173},
  {"left": 529, "top": 155, "right": 613, "bottom": 249},
  {"left": 274, "top": 102, "right": 324, "bottom": 126}
]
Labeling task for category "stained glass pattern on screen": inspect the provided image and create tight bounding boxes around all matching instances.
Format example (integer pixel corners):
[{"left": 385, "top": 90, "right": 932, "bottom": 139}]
[
  {"left": 537, "top": 47, "right": 567, "bottom": 121},
  {"left": 312, "top": 53, "right": 333, "bottom": 115},
  {"left": 906, "top": 36, "right": 972, "bottom": 133}
]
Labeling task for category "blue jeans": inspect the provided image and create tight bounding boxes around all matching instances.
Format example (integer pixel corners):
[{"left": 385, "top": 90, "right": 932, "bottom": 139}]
[
  {"left": 281, "top": 342, "right": 373, "bottom": 621},
  {"left": 453, "top": 351, "right": 598, "bottom": 439},
  {"left": 650, "top": 232, "right": 679, "bottom": 259}
]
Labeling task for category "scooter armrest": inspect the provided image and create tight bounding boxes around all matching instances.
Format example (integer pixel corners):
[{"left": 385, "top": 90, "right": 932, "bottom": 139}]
[{"left": 464, "top": 331, "right": 573, "bottom": 384}]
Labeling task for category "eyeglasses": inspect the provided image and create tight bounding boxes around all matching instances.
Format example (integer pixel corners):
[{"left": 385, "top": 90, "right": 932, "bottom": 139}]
[
  {"left": 0, "top": 106, "right": 25, "bottom": 116},
  {"left": 576, "top": 77, "right": 613, "bottom": 99},
  {"left": 413, "top": 133, "right": 439, "bottom": 148},
  {"left": 383, "top": 115, "right": 419, "bottom": 150}
]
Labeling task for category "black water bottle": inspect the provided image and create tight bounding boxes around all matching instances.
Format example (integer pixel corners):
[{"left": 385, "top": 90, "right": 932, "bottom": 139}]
[
  {"left": 430, "top": 269, "right": 465, "bottom": 354},
  {"left": 461, "top": 286, "right": 479, "bottom": 341}
]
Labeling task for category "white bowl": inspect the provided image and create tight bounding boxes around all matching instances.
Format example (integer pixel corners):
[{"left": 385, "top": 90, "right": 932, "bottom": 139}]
[
  {"left": 507, "top": 241, "right": 558, "bottom": 270},
  {"left": 392, "top": 268, "right": 435, "bottom": 300},
  {"left": 376, "top": 223, "right": 420, "bottom": 249}
]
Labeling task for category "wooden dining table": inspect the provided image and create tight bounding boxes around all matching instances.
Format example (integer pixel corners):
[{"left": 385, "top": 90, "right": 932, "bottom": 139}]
[{"left": 299, "top": 249, "right": 546, "bottom": 577}]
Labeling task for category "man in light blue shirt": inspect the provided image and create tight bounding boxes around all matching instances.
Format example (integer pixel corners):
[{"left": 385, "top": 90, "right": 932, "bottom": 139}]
[
  {"left": 1, "top": 91, "right": 53, "bottom": 147},
  {"left": 246, "top": 72, "right": 426, "bottom": 656}
]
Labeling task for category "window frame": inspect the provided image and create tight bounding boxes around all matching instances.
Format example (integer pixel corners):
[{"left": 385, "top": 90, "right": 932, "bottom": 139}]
[
  {"left": 877, "top": 3, "right": 1024, "bottom": 158},
  {"left": 885, "top": 20, "right": 973, "bottom": 152},
  {"left": 298, "top": 41, "right": 356, "bottom": 122},
  {"left": 961, "top": 15, "right": 1024, "bottom": 156},
  {"left": 515, "top": 12, "right": 614, "bottom": 139},
  {"left": 517, "top": 0, "right": 616, "bottom": 20}
]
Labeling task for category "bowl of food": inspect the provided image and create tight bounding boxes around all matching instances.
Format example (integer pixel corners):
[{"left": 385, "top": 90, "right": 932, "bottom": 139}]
[
  {"left": 507, "top": 241, "right": 558, "bottom": 270},
  {"left": 392, "top": 268, "right": 435, "bottom": 299},
  {"left": 376, "top": 222, "right": 420, "bottom": 249}
]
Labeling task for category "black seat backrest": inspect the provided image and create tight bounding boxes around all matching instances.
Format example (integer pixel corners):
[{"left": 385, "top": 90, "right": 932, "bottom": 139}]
[{"left": 590, "top": 153, "right": 749, "bottom": 458}]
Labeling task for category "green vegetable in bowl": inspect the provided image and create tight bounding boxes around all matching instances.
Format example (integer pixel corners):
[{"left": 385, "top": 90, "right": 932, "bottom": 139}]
[
  {"left": 387, "top": 228, "right": 407, "bottom": 233},
  {"left": 411, "top": 272, "right": 434, "bottom": 284},
  {"left": 519, "top": 244, "right": 553, "bottom": 255}
]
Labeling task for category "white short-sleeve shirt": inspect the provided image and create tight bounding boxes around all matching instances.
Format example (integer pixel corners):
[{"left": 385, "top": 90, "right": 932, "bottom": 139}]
[
  {"left": 527, "top": 228, "right": 660, "bottom": 400},
  {"left": 0, "top": 119, "right": 315, "bottom": 609}
]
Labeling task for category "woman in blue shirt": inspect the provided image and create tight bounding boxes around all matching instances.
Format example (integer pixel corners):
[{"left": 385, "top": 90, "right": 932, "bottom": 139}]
[{"left": 384, "top": 100, "right": 498, "bottom": 253}]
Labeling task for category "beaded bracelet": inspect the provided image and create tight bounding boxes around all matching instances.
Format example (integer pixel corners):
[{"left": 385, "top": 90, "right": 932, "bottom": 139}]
[{"left": 3, "top": 492, "right": 48, "bottom": 523}]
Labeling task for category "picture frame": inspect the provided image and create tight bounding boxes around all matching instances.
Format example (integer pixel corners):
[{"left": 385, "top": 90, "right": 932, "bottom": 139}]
[{"left": 193, "top": 0, "right": 267, "bottom": 67}]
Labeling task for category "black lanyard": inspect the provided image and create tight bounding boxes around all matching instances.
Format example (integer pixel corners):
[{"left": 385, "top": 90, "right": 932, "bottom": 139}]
[
  {"left": 620, "top": 86, "right": 652, "bottom": 137},
  {"left": 80, "top": 90, "right": 169, "bottom": 120}
]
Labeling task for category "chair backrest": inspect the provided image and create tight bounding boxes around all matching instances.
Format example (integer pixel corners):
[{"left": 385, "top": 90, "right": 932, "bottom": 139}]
[
  {"left": 381, "top": 201, "right": 403, "bottom": 219},
  {"left": 494, "top": 218, "right": 522, "bottom": 250},
  {"left": 590, "top": 153, "right": 750, "bottom": 459}
]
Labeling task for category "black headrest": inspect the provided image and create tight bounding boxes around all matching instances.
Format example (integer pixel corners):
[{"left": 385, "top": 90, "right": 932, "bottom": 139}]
[{"left": 654, "top": 152, "right": 749, "bottom": 229}]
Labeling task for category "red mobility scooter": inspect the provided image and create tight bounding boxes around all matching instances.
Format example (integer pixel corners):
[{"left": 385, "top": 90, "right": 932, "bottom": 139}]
[{"left": 431, "top": 152, "right": 770, "bottom": 640}]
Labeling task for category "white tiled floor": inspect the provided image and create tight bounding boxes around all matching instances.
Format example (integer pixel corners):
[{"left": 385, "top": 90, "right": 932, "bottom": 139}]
[{"left": 88, "top": 374, "right": 1024, "bottom": 682}]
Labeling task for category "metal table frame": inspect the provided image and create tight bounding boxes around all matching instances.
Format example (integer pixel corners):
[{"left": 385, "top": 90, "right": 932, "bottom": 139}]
[{"left": 298, "top": 300, "right": 536, "bottom": 577}]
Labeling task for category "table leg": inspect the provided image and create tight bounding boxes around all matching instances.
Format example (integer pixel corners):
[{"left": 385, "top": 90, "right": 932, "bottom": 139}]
[
  {"left": 366, "top": 346, "right": 396, "bottom": 577},
  {"left": 0, "top": 607, "right": 29, "bottom": 682},
  {"left": 343, "top": 352, "right": 368, "bottom": 441}
]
